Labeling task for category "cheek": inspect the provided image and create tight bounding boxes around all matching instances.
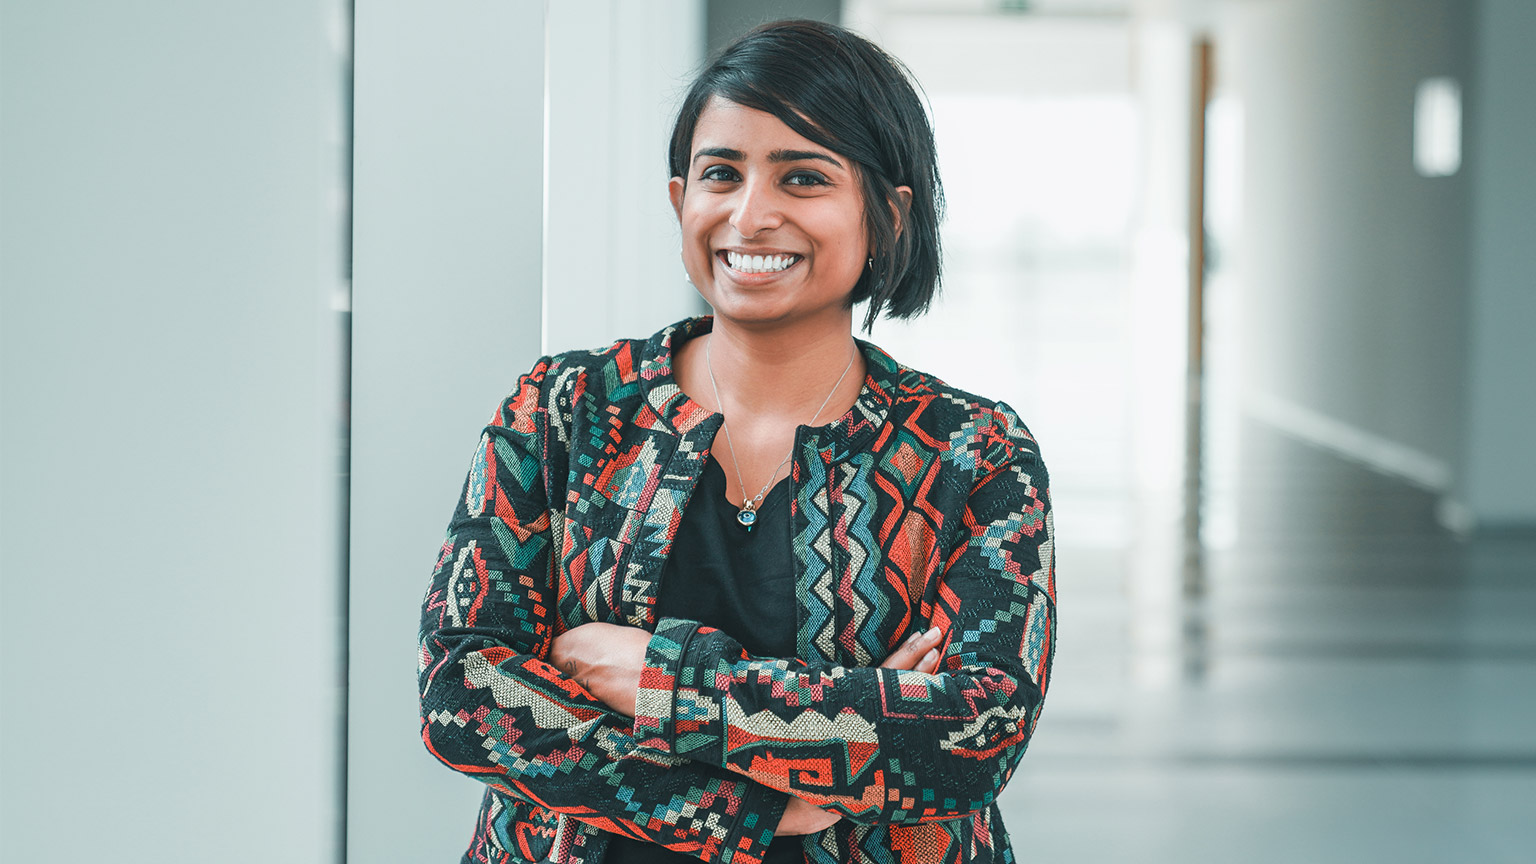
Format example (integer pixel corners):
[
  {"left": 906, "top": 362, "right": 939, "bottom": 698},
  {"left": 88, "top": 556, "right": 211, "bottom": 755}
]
[
  {"left": 820, "top": 209, "right": 870, "bottom": 272},
  {"left": 676, "top": 215, "right": 707, "bottom": 264},
  {"left": 680, "top": 203, "right": 717, "bottom": 252}
]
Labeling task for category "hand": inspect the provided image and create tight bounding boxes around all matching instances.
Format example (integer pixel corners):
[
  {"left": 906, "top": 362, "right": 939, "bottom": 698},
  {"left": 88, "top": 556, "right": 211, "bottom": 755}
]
[
  {"left": 548, "top": 622, "right": 651, "bottom": 717},
  {"left": 880, "top": 626, "right": 944, "bottom": 673},
  {"left": 775, "top": 795, "right": 842, "bottom": 836}
]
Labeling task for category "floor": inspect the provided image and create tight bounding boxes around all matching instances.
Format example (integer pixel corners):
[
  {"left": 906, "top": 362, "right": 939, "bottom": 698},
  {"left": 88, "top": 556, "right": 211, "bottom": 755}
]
[{"left": 998, "top": 414, "right": 1536, "bottom": 863}]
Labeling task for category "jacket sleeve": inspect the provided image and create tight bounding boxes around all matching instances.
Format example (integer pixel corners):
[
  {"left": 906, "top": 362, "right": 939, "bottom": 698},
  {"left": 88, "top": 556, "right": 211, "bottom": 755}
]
[
  {"left": 418, "top": 359, "right": 788, "bottom": 864},
  {"left": 630, "top": 405, "right": 1056, "bottom": 827}
]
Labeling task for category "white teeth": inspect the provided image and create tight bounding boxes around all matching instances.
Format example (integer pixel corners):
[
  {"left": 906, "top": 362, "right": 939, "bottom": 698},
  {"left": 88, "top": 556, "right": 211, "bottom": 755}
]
[{"left": 726, "top": 251, "right": 799, "bottom": 273}]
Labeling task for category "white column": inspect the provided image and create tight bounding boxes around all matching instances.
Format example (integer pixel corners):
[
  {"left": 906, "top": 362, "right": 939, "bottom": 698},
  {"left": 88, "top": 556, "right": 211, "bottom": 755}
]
[
  {"left": 544, "top": 0, "right": 705, "bottom": 357},
  {"left": 0, "top": 2, "right": 348, "bottom": 860},
  {"left": 1218, "top": 0, "right": 1474, "bottom": 503},
  {"left": 1462, "top": 0, "right": 1536, "bottom": 527},
  {"left": 348, "top": 1, "right": 546, "bottom": 859}
]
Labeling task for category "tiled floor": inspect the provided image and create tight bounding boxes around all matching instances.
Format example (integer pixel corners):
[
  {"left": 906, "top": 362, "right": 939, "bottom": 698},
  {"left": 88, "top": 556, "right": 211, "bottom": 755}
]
[{"left": 999, "top": 416, "right": 1536, "bottom": 863}]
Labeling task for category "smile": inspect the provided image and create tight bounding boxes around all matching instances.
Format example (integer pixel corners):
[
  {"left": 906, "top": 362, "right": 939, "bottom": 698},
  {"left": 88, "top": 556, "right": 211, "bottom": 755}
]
[{"left": 722, "top": 250, "right": 801, "bottom": 274}]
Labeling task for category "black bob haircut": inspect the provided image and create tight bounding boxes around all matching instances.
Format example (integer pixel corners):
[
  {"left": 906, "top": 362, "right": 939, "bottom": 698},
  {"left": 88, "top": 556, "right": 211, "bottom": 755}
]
[{"left": 668, "top": 19, "right": 944, "bottom": 332}]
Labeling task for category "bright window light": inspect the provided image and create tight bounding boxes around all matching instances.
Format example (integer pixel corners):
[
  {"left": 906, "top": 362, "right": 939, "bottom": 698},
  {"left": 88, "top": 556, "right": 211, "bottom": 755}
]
[{"left": 1414, "top": 77, "right": 1461, "bottom": 177}]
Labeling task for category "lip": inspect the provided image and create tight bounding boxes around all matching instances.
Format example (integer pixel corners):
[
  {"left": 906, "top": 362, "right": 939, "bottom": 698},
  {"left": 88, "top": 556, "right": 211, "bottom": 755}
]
[
  {"left": 715, "top": 248, "right": 804, "bottom": 283},
  {"left": 717, "top": 245, "right": 803, "bottom": 257}
]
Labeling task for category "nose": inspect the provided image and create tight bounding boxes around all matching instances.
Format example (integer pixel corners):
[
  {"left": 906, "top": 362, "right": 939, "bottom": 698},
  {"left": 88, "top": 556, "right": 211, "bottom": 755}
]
[{"left": 728, "top": 177, "right": 783, "bottom": 238}]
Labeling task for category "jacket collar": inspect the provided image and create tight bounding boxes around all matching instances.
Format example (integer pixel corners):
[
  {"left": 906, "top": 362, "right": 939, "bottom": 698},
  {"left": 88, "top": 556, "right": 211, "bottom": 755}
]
[{"left": 638, "top": 316, "right": 897, "bottom": 454}]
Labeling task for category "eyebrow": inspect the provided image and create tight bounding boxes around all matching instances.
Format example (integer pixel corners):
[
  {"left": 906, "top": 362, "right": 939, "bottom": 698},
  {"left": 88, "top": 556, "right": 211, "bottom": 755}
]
[{"left": 691, "top": 146, "right": 844, "bottom": 169}]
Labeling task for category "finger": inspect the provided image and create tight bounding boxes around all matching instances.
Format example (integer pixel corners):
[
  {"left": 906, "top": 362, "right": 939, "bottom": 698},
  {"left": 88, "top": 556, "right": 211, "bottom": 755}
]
[
  {"left": 878, "top": 634, "right": 922, "bottom": 670},
  {"left": 880, "top": 627, "right": 941, "bottom": 670},
  {"left": 916, "top": 647, "right": 940, "bottom": 674},
  {"left": 889, "top": 628, "right": 937, "bottom": 663},
  {"left": 561, "top": 659, "right": 591, "bottom": 693}
]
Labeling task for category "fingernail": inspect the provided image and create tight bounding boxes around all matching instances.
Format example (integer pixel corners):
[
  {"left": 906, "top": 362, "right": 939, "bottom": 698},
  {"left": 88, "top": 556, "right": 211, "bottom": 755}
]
[
  {"left": 924, "top": 648, "right": 938, "bottom": 664},
  {"left": 926, "top": 627, "right": 941, "bottom": 640}
]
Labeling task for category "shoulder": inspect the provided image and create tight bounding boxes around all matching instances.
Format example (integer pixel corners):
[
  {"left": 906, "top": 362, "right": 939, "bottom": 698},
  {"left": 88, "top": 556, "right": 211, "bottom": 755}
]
[
  {"left": 496, "top": 334, "right": 651, "bottom": 413},
  {"left": 478, "top": 336, "right": 654, "bottom": 471},
  {"left": 874, "top": 349, "right": 1046, "bottom": 482}
]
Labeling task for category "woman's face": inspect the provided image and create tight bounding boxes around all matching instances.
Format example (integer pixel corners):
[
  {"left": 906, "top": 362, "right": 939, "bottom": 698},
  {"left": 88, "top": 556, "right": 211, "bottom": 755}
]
[{"left": 670, "top": 96, "right": 870, "bottom": 329}]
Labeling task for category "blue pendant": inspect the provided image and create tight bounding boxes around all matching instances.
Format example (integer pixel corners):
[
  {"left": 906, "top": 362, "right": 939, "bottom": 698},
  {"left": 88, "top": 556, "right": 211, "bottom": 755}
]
[{"left": 736, "top": 507, "right": 757, "bottom": 531}]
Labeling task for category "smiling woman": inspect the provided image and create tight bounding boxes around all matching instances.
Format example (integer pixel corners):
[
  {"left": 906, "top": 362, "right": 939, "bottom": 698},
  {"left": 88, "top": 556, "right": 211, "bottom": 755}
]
[
  {"left": 670, "top": 98, "right": 875, "bottom": 332},
  {"left": 666, "top": 20, "right": 943, "bottom": 335},
  {"left": 418, "top": 19, "right": 1057, "bottom": 864}
]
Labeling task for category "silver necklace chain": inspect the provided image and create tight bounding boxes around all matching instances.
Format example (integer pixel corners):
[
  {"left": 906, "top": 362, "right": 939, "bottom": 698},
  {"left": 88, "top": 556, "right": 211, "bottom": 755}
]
[{"left": 705, "top": 334, "right": 857, "bottom": 528}]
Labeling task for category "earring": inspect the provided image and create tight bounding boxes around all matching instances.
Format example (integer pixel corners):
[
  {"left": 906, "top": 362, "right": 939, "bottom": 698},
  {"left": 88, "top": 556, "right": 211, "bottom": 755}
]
[{"left": 867, "top": 257, "right": 874, "bottom": 270}]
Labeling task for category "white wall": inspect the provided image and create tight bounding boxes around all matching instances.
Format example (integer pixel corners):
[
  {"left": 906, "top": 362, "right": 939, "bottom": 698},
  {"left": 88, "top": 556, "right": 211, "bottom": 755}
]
[
  {"left": 347, "top": 1, "right": 546, "bottom": 859},
  {"left": 348, "top": 1, "right": 705, "bottom": 859},
  {"left": 0, "top": 2, "right": 348, "bottom": 861},
  {"left": 1462, "top": 0, "right": 1536, "bottom": 526},
  {"left": 544, "top": 0, "right": 705, "bottom": 356},
  {"left": 1217, "top": 0, "right": 1475, "bottom": 499}
]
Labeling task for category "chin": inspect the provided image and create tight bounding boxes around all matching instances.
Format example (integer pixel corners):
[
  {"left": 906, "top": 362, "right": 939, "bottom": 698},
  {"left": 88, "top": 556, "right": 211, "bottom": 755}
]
[
  {"left": 712, "top": 296, "right": 854, "bottom": 332},
  {"left": 709, "top": 300, "right": 793, "bottom": 327}
]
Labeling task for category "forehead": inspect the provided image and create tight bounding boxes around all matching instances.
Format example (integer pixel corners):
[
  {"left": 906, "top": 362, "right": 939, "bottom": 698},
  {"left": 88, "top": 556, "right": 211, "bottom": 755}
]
[{"left": 690, "top": 95, "right": 839, "bottom": 159}]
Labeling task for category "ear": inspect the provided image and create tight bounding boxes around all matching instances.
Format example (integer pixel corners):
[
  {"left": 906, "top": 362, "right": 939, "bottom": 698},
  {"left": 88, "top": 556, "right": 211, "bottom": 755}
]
[
  {"left": 669, "top": 176, "right": 686, "bottom": 219},
  {"left": 891, "top": 186, "right": 913, "bottom": 239}
]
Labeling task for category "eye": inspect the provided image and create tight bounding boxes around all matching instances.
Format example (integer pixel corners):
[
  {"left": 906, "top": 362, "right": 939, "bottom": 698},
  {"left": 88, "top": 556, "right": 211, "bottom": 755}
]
[
  {"left": 784, "top": 171, "right": 829, "bottom": 188},
  {"left": 699, "top": 165, "right": 740, "bottom": 183}
]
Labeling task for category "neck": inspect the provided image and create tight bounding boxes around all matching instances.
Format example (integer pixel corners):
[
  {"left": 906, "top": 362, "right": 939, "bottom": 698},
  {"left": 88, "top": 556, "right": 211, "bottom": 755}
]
[{"left": 699, "top": 311, "right": 863, "bottom": 420}]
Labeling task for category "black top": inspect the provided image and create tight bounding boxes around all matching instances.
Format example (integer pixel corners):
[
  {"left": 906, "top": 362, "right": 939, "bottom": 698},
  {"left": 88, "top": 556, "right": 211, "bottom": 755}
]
[{"left": 604, "top": 455, "right": 804, "bottom": 864}]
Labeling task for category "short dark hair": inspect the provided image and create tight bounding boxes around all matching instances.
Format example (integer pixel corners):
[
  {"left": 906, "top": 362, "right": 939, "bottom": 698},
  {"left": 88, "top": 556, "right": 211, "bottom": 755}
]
[{"left": 668, "top": 19, "right": 944, "bottom": 331}]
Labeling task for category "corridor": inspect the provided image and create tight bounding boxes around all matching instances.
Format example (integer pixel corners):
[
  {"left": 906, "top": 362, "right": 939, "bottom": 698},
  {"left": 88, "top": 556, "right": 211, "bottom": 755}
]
[{"left": 1003, "top": 415, "right": 1536, "bottom": 861}]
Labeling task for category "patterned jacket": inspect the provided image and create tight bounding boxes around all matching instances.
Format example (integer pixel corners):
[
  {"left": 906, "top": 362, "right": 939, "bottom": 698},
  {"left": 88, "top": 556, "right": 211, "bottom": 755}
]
[{"left": 419, "top": 317, "right": 1056, "bottom": 864}]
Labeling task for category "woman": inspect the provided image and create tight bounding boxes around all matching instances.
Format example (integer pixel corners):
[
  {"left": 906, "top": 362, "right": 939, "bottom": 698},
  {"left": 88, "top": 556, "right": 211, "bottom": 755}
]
[{"left": 419, "top": 20, "right": 1055, "bottom": 864}]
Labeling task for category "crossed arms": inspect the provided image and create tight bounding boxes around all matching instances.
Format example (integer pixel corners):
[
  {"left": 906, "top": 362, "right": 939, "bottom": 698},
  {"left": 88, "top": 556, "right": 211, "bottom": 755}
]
[{"left": 418, "top": 361, "right": 1055, "bottom": 862}]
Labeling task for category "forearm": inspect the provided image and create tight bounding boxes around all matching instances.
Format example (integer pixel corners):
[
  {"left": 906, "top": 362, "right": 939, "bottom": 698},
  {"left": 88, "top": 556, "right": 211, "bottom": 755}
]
[
  {"left": 633, "top": 607, "right": 1051, "bottom": 826},
  {"left": 421, "top": 623, "right": 791, "bottom": 861},
  {"left": 420, "top": 525, "right": 793, "bottom": 861}
]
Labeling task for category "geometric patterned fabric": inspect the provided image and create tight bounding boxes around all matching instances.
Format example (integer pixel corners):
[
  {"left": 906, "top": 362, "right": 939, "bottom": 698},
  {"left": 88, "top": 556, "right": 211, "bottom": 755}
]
[{"left": 419, "top": 316, "right": 1056, "bottom": 864}]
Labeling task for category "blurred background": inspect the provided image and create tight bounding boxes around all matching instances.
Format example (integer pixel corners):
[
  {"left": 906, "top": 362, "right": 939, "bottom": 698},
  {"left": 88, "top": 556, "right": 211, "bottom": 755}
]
[{"left": 2, "top": 0, "right": 1532, "bottom": 861}]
